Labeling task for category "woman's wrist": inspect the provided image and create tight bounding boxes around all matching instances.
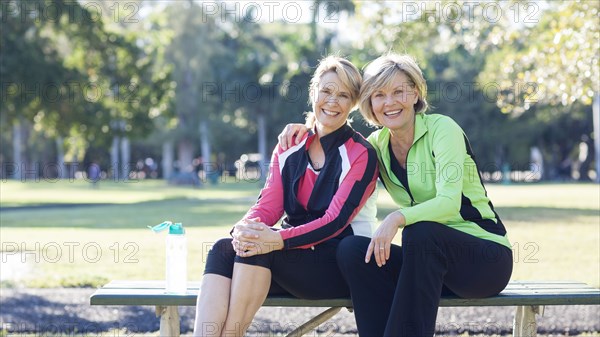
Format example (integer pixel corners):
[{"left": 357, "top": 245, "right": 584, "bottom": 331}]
[
  {"left": 271, "top": 231, "right": 284, "bottom": 251},
  {"left": 394, "top": 210, "right": 406, "bottom": 228}
]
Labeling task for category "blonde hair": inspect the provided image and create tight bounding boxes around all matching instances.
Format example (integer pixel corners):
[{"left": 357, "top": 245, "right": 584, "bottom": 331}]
[
  {"left": 359, "top": 53, "right": 429, "bottom": 127},
  {"left": 305, "top": 55, "right": 362, "bottom": 128}
]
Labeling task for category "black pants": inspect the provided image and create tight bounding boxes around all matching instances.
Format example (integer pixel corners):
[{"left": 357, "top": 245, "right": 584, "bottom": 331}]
[
  {"left": 337, "top": 221, "right": 513, "bottom": 337},
  {"left": 204, "top": 237, "right": 350, "bottom": 299}
]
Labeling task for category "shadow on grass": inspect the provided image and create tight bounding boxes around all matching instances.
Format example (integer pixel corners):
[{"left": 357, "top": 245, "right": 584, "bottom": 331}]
[
  {"left": 494, "top": 206, "right": 599, "bottom": 224},
  {"left": 0, "top": 291, "right": 304, "bottom": 334},
  {"left": 0, "top": 292, "right": 160, "bottom": 333},
  {"left": 376, "top": 206, "right": 599, "bottom": 225},
  {"left": 3, "top": 200, "right": 598, "bottom": 229},
  {"left": 0, "top": 197, "right": 256, "bottom": 228}
]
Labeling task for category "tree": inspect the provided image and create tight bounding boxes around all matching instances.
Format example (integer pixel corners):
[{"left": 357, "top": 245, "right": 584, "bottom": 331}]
[
  {"left": 159, "top": 1, "right": 239, "bottom": 180},
  {"left": 349, "top": 0, "right": 598, "bottom": 181},
  {"left": 347, "top": 1, "right": 522, "bottom": 169},
  {"left": 310, "top": 0, "right": 355, "bottom": 54},
  {"left": 92, "top": 0, "right": 173, "bottom": 179},
  {"left": 479, "top": 1, "right": 599, "bottom": 181},
  {"left": 1, "top": 0, "right": 108, "bottom": 178},
  {"left": 1, "top": 0, "right": 172, "bottom": 179}
]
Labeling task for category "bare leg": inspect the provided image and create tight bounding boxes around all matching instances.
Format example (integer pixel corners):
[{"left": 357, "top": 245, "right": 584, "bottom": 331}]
[
  {"left": 221, "top": 263, "right": 271, "bottom": 337},
  {"left": 193, "top": 274, "right": 231, "bottom": 336}
]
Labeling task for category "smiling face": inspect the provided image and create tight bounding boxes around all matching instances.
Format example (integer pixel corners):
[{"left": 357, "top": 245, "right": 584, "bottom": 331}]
[
  {"left": 358, "top": 53, "right": 428, "bottom": 128},
  {"left": 313, "top": 71, "right": 353, "bottom": 135},
  {"left": 370, "top": 71, "right": 420, "bottom": 132}
]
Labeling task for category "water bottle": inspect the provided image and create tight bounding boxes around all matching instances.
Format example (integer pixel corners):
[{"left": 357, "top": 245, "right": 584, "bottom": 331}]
[{"left": 149, "top": 221, "right": 187, "bottom": 294}]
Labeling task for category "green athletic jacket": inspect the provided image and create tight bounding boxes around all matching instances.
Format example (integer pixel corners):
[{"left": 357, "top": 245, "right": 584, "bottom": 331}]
[{"left": 367, "top": 113, "right": 511, "bottom": 249}]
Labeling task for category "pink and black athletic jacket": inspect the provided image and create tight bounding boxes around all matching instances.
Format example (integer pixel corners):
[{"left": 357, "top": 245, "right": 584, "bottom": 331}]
[{"left": 244, "top": 124, "right": 379, "bottom": 250}]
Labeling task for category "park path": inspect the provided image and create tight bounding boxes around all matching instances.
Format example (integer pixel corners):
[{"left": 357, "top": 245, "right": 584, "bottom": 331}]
[{"left": 1, "top": 287, "right": 599, "bottom": 335}]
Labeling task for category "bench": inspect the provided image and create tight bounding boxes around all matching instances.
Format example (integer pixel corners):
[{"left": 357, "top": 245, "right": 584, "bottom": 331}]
[{"left": 90, "top": 280, "right": 600, "bottom": 337}]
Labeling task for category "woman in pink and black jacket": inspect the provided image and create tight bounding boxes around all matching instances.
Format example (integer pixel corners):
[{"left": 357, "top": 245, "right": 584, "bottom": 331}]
[{"left": 193, "top": 55, "right": 379, "bottom": 337}]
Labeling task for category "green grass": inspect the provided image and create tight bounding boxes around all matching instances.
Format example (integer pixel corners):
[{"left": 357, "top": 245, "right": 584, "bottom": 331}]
[
  {"left": 379, "top": 183, "right": 600, "bottom": 287},
  {"left": 1, "top": 180, "right": 598, "bottom": 288},
  {"left": 0, "top": 179, "right": 261, "bottom": 207},
  {"left": 0, "top": 198, "right": 253, "bottom": 228}
]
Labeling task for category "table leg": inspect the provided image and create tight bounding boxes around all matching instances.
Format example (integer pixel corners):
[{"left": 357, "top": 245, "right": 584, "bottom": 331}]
[
  {"left": 513, "top": 305, "right": 544, "bottom": 337},
  {"left": 156, "top": 305, "right": 181, "bottom": 337},
  {"left": 286, "top": 307, "right": 342, "bottom": 337}
]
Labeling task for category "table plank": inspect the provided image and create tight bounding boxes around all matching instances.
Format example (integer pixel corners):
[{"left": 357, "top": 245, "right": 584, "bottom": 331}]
[{"left": 90, "top": 280, "right": 600, "bottom": 307}]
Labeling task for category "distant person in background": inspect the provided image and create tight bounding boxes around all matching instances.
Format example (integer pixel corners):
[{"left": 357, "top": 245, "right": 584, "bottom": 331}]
[
  {"left": 192, "top": 55, "right": 378, "bottom": 337},
  {"left": 87, "top": 161, "right": 101, "bottom": 188},
  {"left": 530, "top": 146, "right": 544, "bottom": 181},
  {"left": 278, "top": 53, "right": 513, "bottom": 337}
]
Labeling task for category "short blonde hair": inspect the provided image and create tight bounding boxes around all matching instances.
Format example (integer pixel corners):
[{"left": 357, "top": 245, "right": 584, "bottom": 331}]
[
  {"left": 359, "top": 53, "right": 429, "bottom": 127},
  {"left": 306, "top": 56, "right": 362, "bottom": 127}
]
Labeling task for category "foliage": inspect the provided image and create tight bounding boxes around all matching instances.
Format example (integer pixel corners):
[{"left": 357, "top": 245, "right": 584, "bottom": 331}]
[
  {"left": 480, "top": 1, "right": 599, "bottom": 114},
  {"left": 1, "top": 0, "right": 597, "bottom": 181},
  {"left": 477, "top": 0, "right": 598, "bottom": 179},
  {"left": 1, "top": 0, "right": 173, "bottom": 162},
  {"left": 347, "top": 0, "right": 597, "bottom": 178}
]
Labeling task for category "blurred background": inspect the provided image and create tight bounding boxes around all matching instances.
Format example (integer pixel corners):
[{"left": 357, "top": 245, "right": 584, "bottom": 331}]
[
  {"left": 1, "top": 0, "right": 599, "bottom": 184},
  {"left": 1, "top": 1, "right": 599, "bottom": 335}
]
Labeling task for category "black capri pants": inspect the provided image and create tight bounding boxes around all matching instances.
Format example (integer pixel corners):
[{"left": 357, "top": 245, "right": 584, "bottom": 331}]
[
  {"left": 337, "top": 221, "right": 513, "bottom": 337},
  {"left": 204, "top": 237, "right": 350, "bottom": 299}
]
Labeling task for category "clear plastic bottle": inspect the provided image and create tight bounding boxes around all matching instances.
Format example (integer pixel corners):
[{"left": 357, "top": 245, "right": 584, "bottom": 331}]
[{"left": 149, "top": 221, "right": 187, "bottom": 294}]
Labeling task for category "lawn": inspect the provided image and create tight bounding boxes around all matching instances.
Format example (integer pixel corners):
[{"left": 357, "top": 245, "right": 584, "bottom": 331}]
[{"left": 0, "top": 180, "right": 598, "bottom": 288}]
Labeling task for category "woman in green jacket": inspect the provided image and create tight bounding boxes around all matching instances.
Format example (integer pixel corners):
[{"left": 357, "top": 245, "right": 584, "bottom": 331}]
[{"left": 277, "top": 53, "right": 513, "bottom": 337}]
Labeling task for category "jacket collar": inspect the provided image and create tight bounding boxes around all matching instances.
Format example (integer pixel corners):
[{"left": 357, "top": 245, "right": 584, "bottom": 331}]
[
  {"left": 376, "top": 113, "right": 428, "bottom": 146},
  {"left": 376, "top": 114, "right": 428, "bottom": 184},
  {"left": 310, "top": 123, "right": 354, "bottom": 154}
]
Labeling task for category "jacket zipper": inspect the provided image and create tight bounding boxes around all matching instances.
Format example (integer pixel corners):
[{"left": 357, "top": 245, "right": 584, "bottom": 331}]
[{"left": 390, "top": 145, "right": 416, "bottom": 207}]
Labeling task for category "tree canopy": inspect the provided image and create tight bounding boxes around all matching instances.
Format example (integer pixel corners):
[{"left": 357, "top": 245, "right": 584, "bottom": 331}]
[{"left": 1, "top": 0, "right": 597, "bottom": 182}]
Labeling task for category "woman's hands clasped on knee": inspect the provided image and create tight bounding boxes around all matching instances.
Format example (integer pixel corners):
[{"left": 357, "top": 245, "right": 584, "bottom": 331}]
[
  {"left": 232, "top": 217, "right": 284, "bottom": 257},
  {"left": 365, "top": 211, "right": 406, "bottom": 267}
]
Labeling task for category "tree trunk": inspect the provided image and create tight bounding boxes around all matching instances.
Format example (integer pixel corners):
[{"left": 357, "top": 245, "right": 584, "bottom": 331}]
[
  {"left": 199, "top": 120, "right": 211, "bottom": 168},
  {"left": 257, "top": 112, "right": 268, "bottom": 182},
  {"left": 310, "top": 1, "right": 319, "bottom": 44},
  {"left": 120, "top": 137, "right": 131, "bottom": 180},
  {"left": 177, "top": 139, "right": 194, "bottom": 173},
  {"left": 162, "top": 140, "right": 174, "bottom": 180},
  {"left": 56, "top": 137, "right": 66, "bottom": 179},
  {"left": 111, "top": 136, "right": 120, "bottom": 180},
  {"left": 593, "top": 92, "right": 600, "bottom": 183},
  {"left": 12, "top": 119, "right": 22, "bottom": 180}
]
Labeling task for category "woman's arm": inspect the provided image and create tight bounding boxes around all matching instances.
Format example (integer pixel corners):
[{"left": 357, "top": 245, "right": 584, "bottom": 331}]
[
  {"left": 241, "top": 146, "right": 287, "bottom": 226},
  {"left": 235, "top": 137, "right": 378, "bottom": 255},
  {"left": 365, "top": 117, "right": 469, "bottom": 267},
  {"left": 399, "top": 117, "right": 467, "bottom": 225},
  {"left": 232, "top": 135, "right": 309, "bottom": 257}
]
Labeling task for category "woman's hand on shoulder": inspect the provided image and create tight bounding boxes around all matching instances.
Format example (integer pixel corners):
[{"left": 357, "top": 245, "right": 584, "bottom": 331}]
[
  {"left": 278, "top": 123, "right": 309, "bottom": 150},
  {"left": 365, "top": 211, "right": 405, "bottom": 267}
]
